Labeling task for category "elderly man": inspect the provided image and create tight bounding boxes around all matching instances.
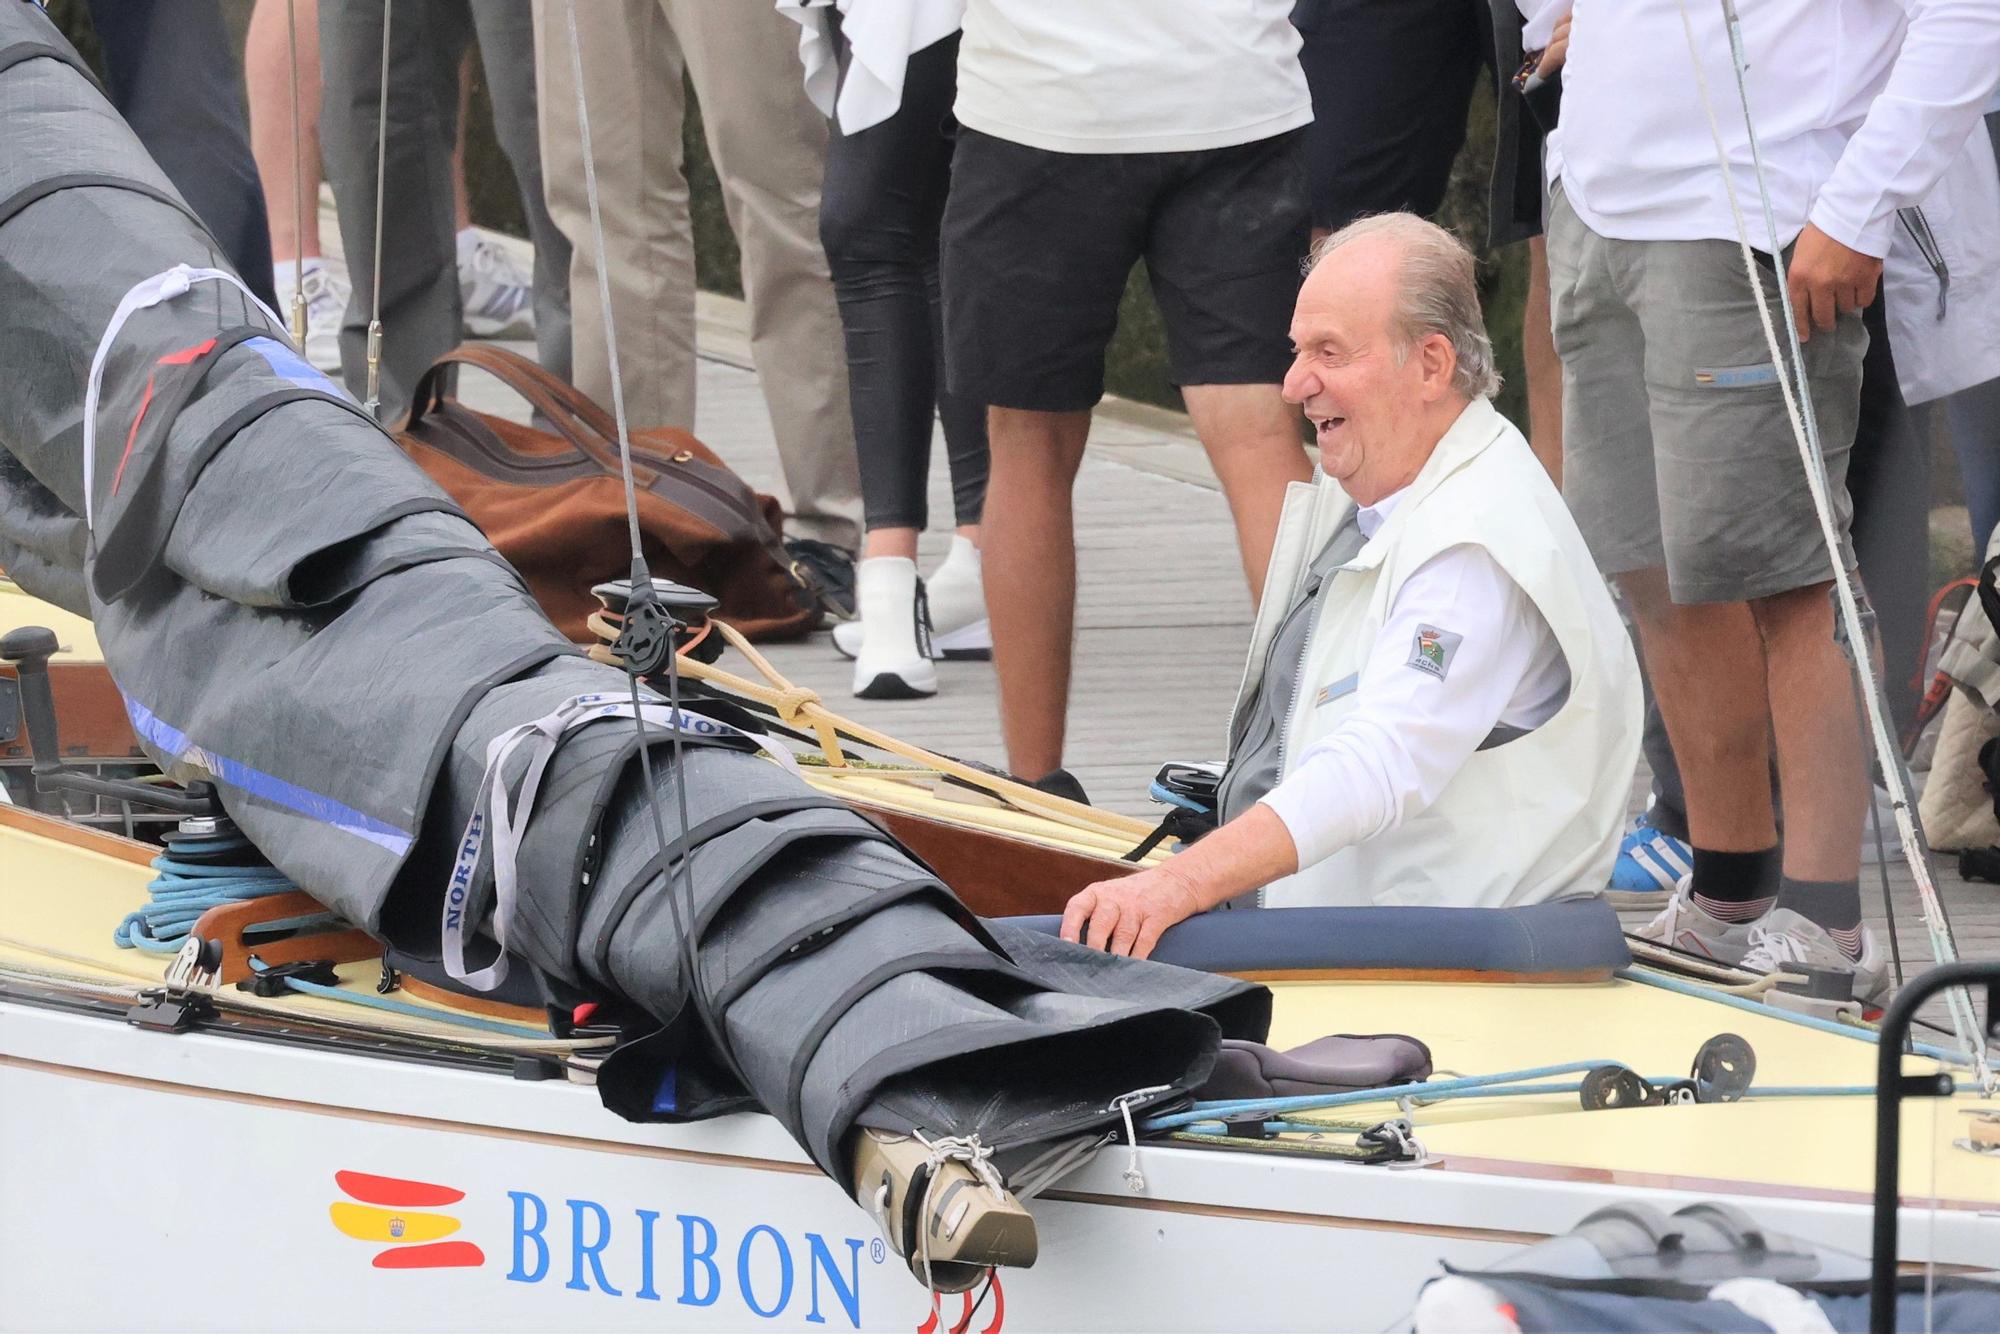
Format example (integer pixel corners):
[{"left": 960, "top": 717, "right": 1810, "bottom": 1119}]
[{"left": 1062, "top": 214, "right": 1641, "bottom": 959}]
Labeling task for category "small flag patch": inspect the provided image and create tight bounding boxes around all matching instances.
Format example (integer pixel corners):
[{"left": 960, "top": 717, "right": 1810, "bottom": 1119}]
[{"left": 1408, "top": 624, "right": 1463, "bottom": 680}]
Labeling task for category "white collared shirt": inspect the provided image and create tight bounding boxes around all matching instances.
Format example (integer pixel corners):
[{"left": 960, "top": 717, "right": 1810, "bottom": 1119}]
[
  {"left": 952, "top": 0, "right": 1312, "bottom": 155},
  {"left": 1258, "top": 487, "right": 1572, "bottom": 869},
  {"left": 1521, "top": 0, "right": 2000, "bottom": 256}
]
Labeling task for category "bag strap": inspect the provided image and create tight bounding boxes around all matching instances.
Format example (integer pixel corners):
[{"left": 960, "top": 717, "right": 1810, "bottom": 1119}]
[{"left": 406, "top": 343, "right": 641, "bottom": 477}]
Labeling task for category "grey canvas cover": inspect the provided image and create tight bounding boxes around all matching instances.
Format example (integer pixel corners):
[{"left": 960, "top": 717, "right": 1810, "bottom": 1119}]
[{"left": 0, "top": 2, "right": 1266, "bottom": 1183}]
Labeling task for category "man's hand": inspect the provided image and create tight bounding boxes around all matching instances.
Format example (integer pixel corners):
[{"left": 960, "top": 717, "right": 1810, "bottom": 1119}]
[
  {"left": 1787, "top": 223, "right": 1882, "bottom": 343},
  {"left": 1060, "top": 863, "right": 1207, "bottom": 960},
  {"left": 1535, "top": 14, "right": 1572, "bottom": 79}
]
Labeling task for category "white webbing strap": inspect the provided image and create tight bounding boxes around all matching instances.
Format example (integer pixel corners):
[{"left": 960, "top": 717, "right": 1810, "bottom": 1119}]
[
  {"left": 82, "top": 263, "right": 288, "bottom": 531},
  {"left": 440, "top": 691, "right": 797, "bottom": 990}
]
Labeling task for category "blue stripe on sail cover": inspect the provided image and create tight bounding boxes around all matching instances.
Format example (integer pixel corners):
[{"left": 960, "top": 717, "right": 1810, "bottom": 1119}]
[
  {"left": 244, "top": 335, "right": 347, "bottom": 398},
  {"left": 122, "top": 692, "right": 413, "bottom": 855}
]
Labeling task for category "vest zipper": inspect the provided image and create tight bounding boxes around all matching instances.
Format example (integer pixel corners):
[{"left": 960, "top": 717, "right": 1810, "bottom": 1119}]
[{"left": 1262, "top": 585, "right": 1324, "bottom": 910}]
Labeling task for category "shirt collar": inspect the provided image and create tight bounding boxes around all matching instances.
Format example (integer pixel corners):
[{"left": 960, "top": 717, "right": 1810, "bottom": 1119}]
[{"left": 1356, "top": 486, "right": 1408, "bottom": 539}]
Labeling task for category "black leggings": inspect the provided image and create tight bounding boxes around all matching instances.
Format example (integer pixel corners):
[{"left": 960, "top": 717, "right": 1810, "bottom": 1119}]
[{"left": 820, "top": 30, "right": 988, "bottom": 534}]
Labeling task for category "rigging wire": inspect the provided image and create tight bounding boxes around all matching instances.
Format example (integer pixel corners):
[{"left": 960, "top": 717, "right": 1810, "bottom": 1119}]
[
  {"left": 284, "top": 0, "right": 307, "bottom": 351},
  {"left": 364, "top": 0, "right": 393, "bottom": 417},
  {"left": 1675, "top": 0, "right": 1990, "bottom": 1088},
  {"left": 560, "top": 0, "right": 727, "bottom": 1080}
]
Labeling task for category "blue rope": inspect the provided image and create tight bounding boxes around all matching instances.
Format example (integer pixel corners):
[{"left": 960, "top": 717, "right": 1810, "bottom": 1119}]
[
  {"left": 1616, "top": 967, "right": 1972, "bottom": 1066},
  {"left": 245, "top": 957, "right": 548, "bottom": 1039},
  {"left": 1140, "top": 1060, "right": 1623, "bottom": 1132},
  {"left": 113, "top": 834, "right": 295, "bottom": 953}
]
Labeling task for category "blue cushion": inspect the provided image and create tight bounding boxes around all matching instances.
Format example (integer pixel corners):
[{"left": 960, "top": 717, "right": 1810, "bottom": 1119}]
[{"left": 1001, "top": 896, "right": 1631, "bottom": 975}]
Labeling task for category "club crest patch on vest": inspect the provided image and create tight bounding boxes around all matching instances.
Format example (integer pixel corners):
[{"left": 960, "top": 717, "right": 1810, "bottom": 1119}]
[{"left": 1408, "top": 624, "right": 1463, "bottom": 680}]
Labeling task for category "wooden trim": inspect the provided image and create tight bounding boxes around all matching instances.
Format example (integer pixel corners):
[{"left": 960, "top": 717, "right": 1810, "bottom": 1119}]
[
  {"left": 193, "top": 890, "right": 381, "bottom": 984},
  {"left": 399, "top": 974, "right": 546, "bottom": 1025},
  {"left": 0, "top": 800, "right": 156, "bottom": 866},
  {"left": 1037, "top": 1185, "right": 1546, "bottom": 1246}
]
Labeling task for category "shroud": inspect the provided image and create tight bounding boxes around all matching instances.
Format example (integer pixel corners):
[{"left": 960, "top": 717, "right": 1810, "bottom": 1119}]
[{"left": 0, "top": 4, "right": 1265, "bottom": 1183}]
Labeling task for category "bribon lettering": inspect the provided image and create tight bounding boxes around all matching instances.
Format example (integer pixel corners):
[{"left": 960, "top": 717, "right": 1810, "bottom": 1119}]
[{"left": 506, "top": 1191, "right": 549, "bottom": 1283}]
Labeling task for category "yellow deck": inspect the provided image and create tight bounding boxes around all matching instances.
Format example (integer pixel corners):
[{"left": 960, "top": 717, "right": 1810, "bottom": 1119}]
[{"left": 4, "top": 811, "right": 1996, "bottom": 1210}]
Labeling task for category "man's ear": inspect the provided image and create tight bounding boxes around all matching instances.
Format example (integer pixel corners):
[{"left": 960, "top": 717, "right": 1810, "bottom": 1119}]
[{"left": 1418, "top": 333, "right": 1457, "bottom": 401}]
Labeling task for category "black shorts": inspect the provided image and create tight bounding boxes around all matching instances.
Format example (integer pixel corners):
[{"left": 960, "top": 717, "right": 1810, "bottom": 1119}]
[
  {"left": 1294, "top": 0, "right": 1489, "bottom": 232},
  {"left": 941, "top": 128, "right": 1308, "bottom": 413}
]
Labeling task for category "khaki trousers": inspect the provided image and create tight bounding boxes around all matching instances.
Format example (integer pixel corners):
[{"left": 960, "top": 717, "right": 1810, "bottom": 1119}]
[{"left": 534, "top": 0, "right": 861, "bottom": 549}]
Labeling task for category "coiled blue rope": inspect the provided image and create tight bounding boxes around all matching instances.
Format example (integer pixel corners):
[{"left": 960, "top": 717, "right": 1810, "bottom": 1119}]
[{"left": 112, "top": 832, "right": 296, "bottom": 953}]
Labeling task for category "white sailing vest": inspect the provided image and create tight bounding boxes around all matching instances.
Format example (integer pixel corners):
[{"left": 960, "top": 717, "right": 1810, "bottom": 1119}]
[{"left": 1229, "top": 398, "right": 1643, "bottom": 909}]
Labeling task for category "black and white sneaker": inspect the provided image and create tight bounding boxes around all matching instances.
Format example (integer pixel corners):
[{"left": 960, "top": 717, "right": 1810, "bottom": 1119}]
[{"left": 851, "top": 557, "right": 937, "bottom": 699}]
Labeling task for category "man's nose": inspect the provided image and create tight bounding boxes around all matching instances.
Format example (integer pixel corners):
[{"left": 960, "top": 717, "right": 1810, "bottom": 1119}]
[{"left": 1281, "top": 355, "right": 1316, "bottom": 406}]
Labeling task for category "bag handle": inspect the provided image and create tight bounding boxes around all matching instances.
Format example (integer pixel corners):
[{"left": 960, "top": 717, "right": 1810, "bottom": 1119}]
[{"left": 405, "top": 343, "right": 636, "bottom": 476}]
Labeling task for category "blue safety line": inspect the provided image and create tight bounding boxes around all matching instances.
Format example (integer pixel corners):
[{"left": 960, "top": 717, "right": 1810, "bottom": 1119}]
[
  {"left": 1140, "top": 1060, "right": 1622, "bottom": 1132},
  {"left": 1147, "top": 781, "right": 1210, "bottom": 814},
  {"left": 246, "top": 957, "right": 549, "bottom": 1039},
  {"left": 1616, "top": 967, "right": 1971, "bottom": 1066}
]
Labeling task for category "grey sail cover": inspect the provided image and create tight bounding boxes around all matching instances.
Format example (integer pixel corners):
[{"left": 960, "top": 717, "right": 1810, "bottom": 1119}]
[{"left": 0, "top": 2, "right": 1266, "bottom": 1181}]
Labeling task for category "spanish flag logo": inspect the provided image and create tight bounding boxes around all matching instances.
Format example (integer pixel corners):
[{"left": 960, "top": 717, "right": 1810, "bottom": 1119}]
[{"left": 329, "top": 1171, "right": 485, "bottom": 1269}]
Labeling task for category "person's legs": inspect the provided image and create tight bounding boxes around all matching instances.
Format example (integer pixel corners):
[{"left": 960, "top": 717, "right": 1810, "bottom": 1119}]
[
  {"left": 983, "top": 408, "right": 1093, "bottom": 777},
  {"left": 1146, "top": 132, "right": 1315, "bottom": 602},
  {"left": 534, "top": 0, "right": 693, "bottom": 425},
  {"left": 667, "top": 0, "right": 862, "bottom": 553},
  {"left": 246, "top": 0, "right": 322, "bottom": 265},
  {"left": 1630, "top": 226, "right": 1871, "bottom": 965},
  {"left": 1845, "top": 298, "right": 1927, "bottom": 735},
  {"left": 1523, "top": 235, "right": 1563, "bottom": 484},
  {"left": 89, "top": 0, "right": 278, "bottom": 309},
  {"left": 821, "top": 32, "right": 966, "bottom": 552},
  {"left": 1182, "top": 385, "right": 1314, "bottom": 600},
  {"left": 1618, "top": 569, "right": 1778, "bottom": 851},
  {"left": 469, "top": 0, "right": 572, "bottom": 380},
  {"left": 941, "top": 130, "right": 1155, "bottom": 777},
  {"left": 1941, "top": 376, "right": 2000, "bottom": 554},
  {"left": 320, "top": 0, "right": 471, "bottom": 417}
]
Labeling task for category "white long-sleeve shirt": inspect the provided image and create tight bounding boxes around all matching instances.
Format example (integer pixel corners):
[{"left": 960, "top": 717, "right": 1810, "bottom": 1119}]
[
  {"left": 1258, "top": 492, "right": 1570, "bottom": 869},
  {"left": 1520, "top": 0, "right": 2000, "bottom": 256}
]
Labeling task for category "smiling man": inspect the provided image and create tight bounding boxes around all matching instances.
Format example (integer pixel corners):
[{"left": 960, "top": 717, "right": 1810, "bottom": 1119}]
[{"left": 1062, "top": 214, "right": 1641, "bottom": 959}]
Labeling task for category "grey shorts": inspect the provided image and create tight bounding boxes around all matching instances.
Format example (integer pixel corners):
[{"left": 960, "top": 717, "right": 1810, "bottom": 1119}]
[{"left": 1546, "top": 186, "right": 1867, "bottom": 604}]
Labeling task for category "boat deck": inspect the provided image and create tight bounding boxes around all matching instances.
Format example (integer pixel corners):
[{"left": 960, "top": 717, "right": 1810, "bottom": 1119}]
[{"left": 459, "top": 295, "right": 2000, "bottom": 1013}]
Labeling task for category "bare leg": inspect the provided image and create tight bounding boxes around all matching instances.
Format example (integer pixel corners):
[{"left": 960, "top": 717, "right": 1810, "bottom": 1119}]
[
  {"left": 862, "top": 527, "right": 920, "bottom": 561},
  {"left": 1752, "top": 581, "right": 1868, "bottom": 882},
  {"left": 453, "top": 49, "right": 474, "bottom": 233},
  {"left": 1524, "top": 237, "right": 1563, "bottom": 486},
  {"left": 247, "top": 0, "right": 322, "bottom": 263},
  {"left": 1181, "top": 383, "right": 1313, "bottom": 603},
  {"left": 984, "top": 407, "right": 1091, "bottom": 778},
  {"left": 1618, "top": 567, "right": 1778, "bottom": 851}
]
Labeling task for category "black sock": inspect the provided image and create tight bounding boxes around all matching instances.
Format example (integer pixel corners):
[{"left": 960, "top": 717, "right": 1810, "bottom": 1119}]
[
  {"left": 1689, "top": 846, "right": 1780, "bottom": 915},
  {"left": 1775, "top": 875, "right": 1863, "bottom": 935}
]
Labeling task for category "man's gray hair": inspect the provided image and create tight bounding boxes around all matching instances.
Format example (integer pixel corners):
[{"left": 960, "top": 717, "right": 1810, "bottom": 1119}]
[{"left": 1307, "top": 214, "right": 1502, "bottom": 400}]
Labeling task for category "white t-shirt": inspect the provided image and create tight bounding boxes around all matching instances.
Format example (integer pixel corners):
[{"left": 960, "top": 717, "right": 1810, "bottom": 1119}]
[
  {"left": 953, "top": 0, "right": 1313, "bottom": 155},
  {"left": 1522, "top": 0, "right": 2000, "bottom": 256},
  {"left": 1258, "top": 489, "right": 1571, "bottom": 869}
]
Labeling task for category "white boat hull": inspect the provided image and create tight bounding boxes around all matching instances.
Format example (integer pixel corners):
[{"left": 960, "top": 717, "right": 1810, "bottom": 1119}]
[{"left": 6, "top": 1000, "right": 1991, "bottom": 1332}]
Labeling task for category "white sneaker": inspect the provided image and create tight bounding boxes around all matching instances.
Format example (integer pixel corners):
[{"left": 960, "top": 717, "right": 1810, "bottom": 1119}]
[
  {"left": 834, "top": 536, "right": 991, "bottom": 661},
  {"left": 1739, "top": 908, "right": 1890, "bottom": 1004},
  {"left": 275, "top": 257, "right": 349, "bottom": 374},
  {"left": 458, "top": 230, "right": 535, "bottom": 339},
  {"left": 1633, "top": 877, "right": 1761, "bottom": 967},
  {"left": 850, "top": 557, "right": 937, "bottom": 699}
]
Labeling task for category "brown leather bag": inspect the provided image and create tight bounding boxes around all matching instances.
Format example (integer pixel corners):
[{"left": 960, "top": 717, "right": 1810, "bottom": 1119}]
[{"left": 396, "top": 344, "right": 815, "bottom": 643}]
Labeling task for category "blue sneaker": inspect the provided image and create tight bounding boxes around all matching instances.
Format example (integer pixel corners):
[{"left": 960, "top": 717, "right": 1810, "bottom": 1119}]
[{"left": 1607, "top": 811, "right": 1692, "bottom": 908}]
